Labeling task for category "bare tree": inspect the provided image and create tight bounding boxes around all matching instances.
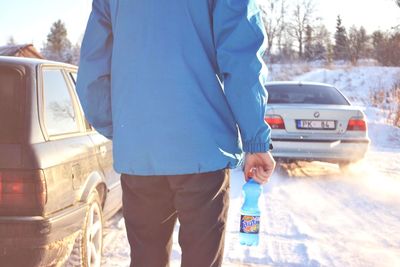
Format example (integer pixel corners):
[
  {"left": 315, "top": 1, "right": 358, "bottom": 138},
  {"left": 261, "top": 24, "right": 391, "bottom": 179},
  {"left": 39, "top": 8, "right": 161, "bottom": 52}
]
[
  {"left": 48, "top": 100, "right": 75, "bottom": 121},
  {"left": 303, "top": 22, "right": 330, "bottom": 61},
  {"left": 260, "top": 0, "right": 287, "bottom": 58},
  {"left": 393, "top": 1, "right": 400, "bottom": 30},
  {"left": 314, "top": 23, "right": 331, "bottom": 51},
  {"left": 304, "top": 24, "right": 313, "bottom": 60},
  {"left": 348, "top": 26, "right": 369, "bottom": 65},
  {"left": 279, "top": 34, "right": 297, "bottom": 62},
  {"left": 288, "top": 0, "right": 315, "bottom": 59},
  {"left": 276, "top": 2, "right": 289, "bottom": 57},
  {"left": 372, "top": 31, "right": 400, "bottom": 66}
]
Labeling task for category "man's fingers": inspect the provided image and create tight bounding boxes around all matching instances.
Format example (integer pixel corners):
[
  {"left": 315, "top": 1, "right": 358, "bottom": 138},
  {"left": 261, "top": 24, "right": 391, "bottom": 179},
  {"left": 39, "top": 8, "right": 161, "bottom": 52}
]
[
  {"left": 244, "top": 165, "right": 271, "bottom": 184},
  {"left": 256, "top": 167, "right": 268, "bottom": 180},
  {"left": 243, "top": 165, "right": 252, "bottom": 181},
  {"left": 249, "top": 167, "right": 268, "bottom": 185},
  {"left": 264, "top": 167, "right": 274, "bottom": 179},
  {"left": 250, "top": 169, "right": 264, "bottom": 184},
  {"left": 243, "top": 152, "right": 276, "bottom": 184}
]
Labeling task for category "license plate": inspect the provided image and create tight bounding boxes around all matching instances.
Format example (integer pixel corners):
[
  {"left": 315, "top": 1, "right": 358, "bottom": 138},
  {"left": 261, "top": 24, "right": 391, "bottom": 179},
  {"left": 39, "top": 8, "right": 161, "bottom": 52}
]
[{"left": 296, "top": 120, "right": 336, "bottom": 130}]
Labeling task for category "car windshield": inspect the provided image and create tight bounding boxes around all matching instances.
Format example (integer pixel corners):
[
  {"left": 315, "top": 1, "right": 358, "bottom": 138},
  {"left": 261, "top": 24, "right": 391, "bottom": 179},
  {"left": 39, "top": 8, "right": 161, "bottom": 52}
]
[
  {"left": 266, "top": 84, "right": 350, "bottom": 105},
  {"left": 0, "top": 66, "right": 23, "bottom": 143}
]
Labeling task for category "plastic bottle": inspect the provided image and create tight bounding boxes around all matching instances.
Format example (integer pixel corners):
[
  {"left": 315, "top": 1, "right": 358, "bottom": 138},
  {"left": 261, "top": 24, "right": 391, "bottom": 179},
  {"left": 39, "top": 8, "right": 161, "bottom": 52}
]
[{"left": 239, "top": 178, "right": 262, "bottom": 246}]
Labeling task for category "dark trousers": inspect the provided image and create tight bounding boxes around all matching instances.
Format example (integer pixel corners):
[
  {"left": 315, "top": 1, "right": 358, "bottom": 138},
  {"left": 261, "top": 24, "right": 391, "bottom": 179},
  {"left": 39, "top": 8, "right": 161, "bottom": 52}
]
[{"left": 120, "top": 169, "right": 230, "bottom": 267}]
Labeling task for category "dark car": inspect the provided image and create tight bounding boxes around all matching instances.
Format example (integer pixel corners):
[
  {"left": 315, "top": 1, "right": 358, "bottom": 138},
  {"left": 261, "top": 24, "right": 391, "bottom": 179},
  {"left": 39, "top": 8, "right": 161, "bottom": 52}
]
[{"left": 0, "top": 56, "right": 122, "bottom": 267}]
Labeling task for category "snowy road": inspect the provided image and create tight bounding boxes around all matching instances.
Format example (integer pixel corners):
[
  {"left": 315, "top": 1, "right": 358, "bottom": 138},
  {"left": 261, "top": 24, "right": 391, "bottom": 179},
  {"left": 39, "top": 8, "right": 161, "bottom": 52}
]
[
  {"left": 101, "top": 145, "right": 400, "bottom": 267},
  {"left": 223, "top": 149, "right": 400, "bottom": 267}
]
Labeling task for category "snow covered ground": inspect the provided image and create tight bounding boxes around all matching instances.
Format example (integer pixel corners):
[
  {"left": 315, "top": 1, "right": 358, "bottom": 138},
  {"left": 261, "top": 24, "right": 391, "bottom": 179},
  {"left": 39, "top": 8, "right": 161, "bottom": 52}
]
[{"left": 100, "top": 64, "right": 400, "bottom": 267}]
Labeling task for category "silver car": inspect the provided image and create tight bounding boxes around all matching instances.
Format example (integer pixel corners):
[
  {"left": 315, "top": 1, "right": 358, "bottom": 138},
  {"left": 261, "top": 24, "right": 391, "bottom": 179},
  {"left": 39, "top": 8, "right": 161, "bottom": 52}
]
[{"left": 265, "top": 81, "right": 370, "bottom": 168}]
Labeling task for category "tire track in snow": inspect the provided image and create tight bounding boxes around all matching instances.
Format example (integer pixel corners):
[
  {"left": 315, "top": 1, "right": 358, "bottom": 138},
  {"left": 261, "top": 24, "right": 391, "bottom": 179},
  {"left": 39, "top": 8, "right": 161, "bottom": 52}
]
[
  {"left": 101, "top": 152, "right": 400, "bottom": 267},
  {"left": 270, "top": 158, "right": 400, "bottom": 267}
]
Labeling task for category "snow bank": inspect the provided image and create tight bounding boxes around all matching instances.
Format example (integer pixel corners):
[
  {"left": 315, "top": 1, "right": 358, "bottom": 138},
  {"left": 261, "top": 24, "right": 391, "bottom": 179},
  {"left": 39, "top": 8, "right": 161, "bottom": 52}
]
[{"left": 294, "top": 66, "right": 400, "bottom": 106}]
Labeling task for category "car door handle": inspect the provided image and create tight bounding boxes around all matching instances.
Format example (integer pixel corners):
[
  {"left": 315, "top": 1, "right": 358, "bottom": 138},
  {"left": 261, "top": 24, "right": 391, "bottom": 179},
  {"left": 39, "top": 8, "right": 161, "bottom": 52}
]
[{"left": 71, "top": 163, "right": 81, "bottom": 190}]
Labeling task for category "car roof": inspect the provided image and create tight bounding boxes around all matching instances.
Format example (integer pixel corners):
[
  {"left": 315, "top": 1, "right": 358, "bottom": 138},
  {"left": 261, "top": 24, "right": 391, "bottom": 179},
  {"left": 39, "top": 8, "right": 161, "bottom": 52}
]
[
  {"left": 265, "top": 81, "right": 335, "bottom": 88},
  {"left": 0, "top": 56, "right": 77, "bottom": 69}
]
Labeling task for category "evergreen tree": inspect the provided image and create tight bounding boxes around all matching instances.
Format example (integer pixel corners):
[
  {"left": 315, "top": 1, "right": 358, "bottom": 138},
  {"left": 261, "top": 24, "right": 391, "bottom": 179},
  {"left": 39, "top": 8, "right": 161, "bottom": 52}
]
[
  {"left": 41, "top": 20, "right": 73, "bottom": 63},
  {"left": 333, "top": 15, "right": 348, "bottom": 60}
]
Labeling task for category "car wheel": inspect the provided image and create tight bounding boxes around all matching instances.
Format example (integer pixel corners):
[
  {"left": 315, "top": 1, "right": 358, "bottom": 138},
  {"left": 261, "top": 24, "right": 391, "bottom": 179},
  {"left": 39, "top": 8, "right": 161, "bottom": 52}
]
[{"left": 66, "top": 191, "right": 104, "bottom": 267}]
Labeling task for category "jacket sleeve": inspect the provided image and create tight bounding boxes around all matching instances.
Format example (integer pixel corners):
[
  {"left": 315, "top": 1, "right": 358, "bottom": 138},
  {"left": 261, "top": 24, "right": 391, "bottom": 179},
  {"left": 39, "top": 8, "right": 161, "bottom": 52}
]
[
  {"left": 213, "top": 0, "right": 271, "bottom": 153},
  {"left": 76, "top": 0, "right": 113, "bottom": 140}
]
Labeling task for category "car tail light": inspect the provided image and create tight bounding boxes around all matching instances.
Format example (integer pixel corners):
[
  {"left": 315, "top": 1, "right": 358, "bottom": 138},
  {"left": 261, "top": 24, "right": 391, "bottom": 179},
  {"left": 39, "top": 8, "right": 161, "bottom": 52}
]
[
  {"left": 265, "top": 115, "right": 286, "bottom": 129},
  {"left": 347, "top": 118, "right": 367, "bottom": 131},
  {"left": 0, "top": 170, "right": 47, "bottom": 215}
]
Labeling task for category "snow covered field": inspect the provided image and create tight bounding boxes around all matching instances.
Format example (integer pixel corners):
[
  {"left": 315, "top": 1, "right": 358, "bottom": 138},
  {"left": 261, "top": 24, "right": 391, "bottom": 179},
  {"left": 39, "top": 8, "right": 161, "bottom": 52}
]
[{"left": 100, "top": 64, "right": 400, "bottom": 267}]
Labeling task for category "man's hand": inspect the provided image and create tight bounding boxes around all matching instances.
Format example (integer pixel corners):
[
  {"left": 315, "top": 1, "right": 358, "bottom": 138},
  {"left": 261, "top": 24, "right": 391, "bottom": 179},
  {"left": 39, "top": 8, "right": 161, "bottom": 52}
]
[{"left": 243, "top": 152, "right": 276, "bottom": 185}]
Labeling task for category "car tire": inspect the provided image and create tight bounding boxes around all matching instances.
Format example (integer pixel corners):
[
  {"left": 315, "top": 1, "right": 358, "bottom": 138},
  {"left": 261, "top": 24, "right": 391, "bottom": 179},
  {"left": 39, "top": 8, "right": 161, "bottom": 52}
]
[
  {"left": 338, "top": 161, "right": 351, "bottom": 172},
  {"left": 66, "top": 190, "right": 104, "bottom": 267}
]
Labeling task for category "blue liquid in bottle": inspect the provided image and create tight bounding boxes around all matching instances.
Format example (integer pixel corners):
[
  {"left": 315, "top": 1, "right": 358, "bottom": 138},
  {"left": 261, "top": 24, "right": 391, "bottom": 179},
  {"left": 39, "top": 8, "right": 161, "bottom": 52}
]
[{"left": 239, "top": 178, "right": 262, "bottom": 246}]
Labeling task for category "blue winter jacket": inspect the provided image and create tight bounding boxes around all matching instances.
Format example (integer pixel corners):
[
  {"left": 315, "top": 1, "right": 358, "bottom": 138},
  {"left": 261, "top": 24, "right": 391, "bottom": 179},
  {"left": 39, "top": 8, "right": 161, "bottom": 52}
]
[{"left": 77, "top": 0, "right": 271, "bottom": 175}]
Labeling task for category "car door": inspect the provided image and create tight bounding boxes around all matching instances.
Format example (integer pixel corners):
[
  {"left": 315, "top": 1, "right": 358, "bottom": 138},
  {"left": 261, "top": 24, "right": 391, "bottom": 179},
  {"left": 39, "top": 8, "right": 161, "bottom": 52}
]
[
  {"left": 37, "top": 65, "right": 97, "bottom": 215},
  {"left": 67, "top": 71, "right": 122, "bottom": 218}
]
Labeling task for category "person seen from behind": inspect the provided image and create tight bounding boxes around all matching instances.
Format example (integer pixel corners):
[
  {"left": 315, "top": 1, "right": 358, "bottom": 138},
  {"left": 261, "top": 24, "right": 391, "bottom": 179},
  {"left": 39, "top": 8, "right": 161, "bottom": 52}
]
[{"left": 76, "top": 0, "right": 276, "bottom": 266}]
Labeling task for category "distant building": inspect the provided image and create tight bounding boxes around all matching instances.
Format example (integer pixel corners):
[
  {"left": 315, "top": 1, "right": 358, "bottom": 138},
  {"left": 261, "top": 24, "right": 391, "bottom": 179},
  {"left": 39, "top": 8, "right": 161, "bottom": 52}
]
[{"left": 0, "top": 44, "right": 43, "bottom": 59}]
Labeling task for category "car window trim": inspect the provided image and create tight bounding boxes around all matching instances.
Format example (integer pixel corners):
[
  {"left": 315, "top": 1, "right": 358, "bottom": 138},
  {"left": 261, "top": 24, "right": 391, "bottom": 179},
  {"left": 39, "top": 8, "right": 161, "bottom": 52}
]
[
  {"left": 64, "top": 69, "right": 94, "bottom": 132},
  {"left": 37, "top": 64, "right": 86, "bottom": 141},
  {"left": 62, "top": 67, "right": 88, "bottom": 131}
]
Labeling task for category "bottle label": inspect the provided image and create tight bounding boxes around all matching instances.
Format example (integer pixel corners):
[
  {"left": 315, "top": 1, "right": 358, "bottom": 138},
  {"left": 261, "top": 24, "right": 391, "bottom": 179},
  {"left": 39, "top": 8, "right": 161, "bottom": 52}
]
[{"left": 240, "top": 215, "right": 260, "bottom": 234}]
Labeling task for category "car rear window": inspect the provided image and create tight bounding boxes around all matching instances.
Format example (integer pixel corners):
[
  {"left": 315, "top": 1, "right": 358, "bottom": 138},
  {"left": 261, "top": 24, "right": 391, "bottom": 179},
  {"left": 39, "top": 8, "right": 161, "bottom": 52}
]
[
  {"left": 266, "top": 84, "right": 350, "bottom": 105},
  {"left": 0, "top": 67, "right": 24, "bottom": 143}
]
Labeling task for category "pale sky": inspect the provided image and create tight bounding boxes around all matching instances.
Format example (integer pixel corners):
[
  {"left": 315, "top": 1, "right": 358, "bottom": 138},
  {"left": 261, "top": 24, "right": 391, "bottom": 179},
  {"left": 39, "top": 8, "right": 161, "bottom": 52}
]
[{"left": 0, "top": 0, "right": 399, "bottom": 49}]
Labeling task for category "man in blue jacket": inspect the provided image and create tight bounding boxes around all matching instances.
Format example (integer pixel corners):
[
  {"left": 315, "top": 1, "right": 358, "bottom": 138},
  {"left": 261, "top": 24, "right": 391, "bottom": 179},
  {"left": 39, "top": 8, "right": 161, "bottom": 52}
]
[{"left": 77, "top": 0, "right": 275, "bottom": 266}]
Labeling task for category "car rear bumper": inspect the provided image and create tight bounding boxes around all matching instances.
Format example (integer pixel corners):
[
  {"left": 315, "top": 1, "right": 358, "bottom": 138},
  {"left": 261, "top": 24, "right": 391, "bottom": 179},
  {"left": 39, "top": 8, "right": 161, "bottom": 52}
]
[
  {"left": 271, "top": 138, "right": 370, "bottom": 163},
  {"left": 0, "top": 202, "right": 87, "bottom": 267}
]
